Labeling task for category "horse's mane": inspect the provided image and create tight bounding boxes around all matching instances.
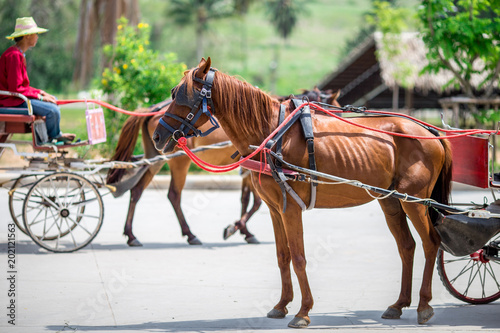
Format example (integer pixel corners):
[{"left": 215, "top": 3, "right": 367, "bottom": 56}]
[{"left": 183, "top": 68, "right": 277, "bottom": 138}]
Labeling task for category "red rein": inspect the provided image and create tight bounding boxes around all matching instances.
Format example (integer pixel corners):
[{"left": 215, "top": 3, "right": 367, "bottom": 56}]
[
  {"left": 175, "top": 102, "right": 496, "bottom": 173},
  {"left": 57, "top": 99, "right": 166, "bottom": 116}
]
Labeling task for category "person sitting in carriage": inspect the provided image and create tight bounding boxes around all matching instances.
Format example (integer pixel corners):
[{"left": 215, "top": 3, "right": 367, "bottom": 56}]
[{"left": 0, "top": 16, "right": 75, "bottom": 144}]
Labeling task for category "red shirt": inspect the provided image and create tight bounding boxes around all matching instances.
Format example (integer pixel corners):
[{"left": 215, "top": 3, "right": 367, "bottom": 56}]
[{"left": 0, "top": 46, "right": 41, "bottom": 107}]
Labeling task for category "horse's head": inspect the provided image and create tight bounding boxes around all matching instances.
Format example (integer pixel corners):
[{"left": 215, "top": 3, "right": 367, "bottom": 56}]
[{"left": 153, "top": 57, "right": 219, "bottom": 153}]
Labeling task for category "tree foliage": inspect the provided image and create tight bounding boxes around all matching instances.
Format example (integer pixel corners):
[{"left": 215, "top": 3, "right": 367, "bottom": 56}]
[
  {"left": 265, "top": 0, "right": 306, "bottom": 41},
  {"left": 96, "top": 17, "right": 186, "bottom": 154},
  {"left": 418, "top": 0, "right": 500, "bottom": 98},
  {"left": 167, "top": 0, "right": 234, "bottom": 62},
  {"left": 367, "top": 0, "right": 418, "bottom": 89}
]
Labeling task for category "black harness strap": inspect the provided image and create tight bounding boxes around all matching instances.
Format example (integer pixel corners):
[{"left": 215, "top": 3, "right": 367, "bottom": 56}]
[
  {"left": 294, "top": 99, "right": 317, "bottom": 210},
  {"left": 266, "top": 104, "right": 307, "bottom": 212}
]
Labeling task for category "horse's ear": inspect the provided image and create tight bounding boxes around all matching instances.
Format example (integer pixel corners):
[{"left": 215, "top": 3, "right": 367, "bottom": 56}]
[
  {"left": 332, "top": 89, "right": 341, "bottom": 99},
  {"left": 197, "top": 57, "right": 212, "bottom": 77}
]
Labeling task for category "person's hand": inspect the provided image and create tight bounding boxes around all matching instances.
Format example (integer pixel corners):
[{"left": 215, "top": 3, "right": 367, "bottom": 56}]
[{"left": 39, "top": 90, "right": 57, "bottom": 104}]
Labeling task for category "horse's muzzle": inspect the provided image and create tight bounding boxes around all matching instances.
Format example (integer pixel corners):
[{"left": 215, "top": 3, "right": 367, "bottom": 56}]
[{"left": 153, "top": 127, "right": 176, "bottom": 153}]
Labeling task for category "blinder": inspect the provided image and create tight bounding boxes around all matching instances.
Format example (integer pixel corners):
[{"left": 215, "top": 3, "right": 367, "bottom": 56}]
[{"left": 159, "top": 68, "right": 219, "bottom": 141}]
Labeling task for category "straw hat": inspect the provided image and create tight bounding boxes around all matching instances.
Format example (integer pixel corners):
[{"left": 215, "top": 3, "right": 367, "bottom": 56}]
[{"left": 6, "top": 17, "right": 48, "bottom": 40}]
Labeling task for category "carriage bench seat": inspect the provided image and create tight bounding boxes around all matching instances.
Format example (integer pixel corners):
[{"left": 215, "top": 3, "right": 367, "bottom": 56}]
[{"left": 0, "top": 113, "right": 35, "bottom": 134}]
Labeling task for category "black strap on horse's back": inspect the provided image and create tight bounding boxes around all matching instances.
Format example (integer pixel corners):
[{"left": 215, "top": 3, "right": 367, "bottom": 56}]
[
  {"left": 294, "top": 99, "right": 318, "bottom": 210},
  {"left": 266, "top": 105, "right": 307, "bottom": 212},
  {"left": 264, "top": 101, "right": 318, "bottom": 213}
]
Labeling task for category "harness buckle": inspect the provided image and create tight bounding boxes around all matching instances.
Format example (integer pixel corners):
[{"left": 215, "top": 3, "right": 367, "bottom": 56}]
[
  {"left": 200, "top": 87, "right": 208, "bottom": 97},
  {"left": 186, "top": 113, "right": 194, "bottom": 120}
]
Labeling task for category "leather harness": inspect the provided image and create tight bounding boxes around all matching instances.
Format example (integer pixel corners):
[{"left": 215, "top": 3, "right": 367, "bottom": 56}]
[{"left": 264, "top": 99, "right": 317, "bottom": 213}]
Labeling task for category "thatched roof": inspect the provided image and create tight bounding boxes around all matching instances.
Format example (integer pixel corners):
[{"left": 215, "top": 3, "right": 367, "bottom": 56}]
[{"left": 318, "top": 32, "right": 495, "bottom": 109}]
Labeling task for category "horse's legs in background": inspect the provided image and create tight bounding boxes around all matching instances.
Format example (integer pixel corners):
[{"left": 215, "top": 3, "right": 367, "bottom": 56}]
[
  {"left": 223, "top": 173, "right": 261, "bottom": 243},
  {"left": 378, "top": 198, "right": 415, "bottom": 319},
  {"left": 167, "top": 156, "right": 202, "bottom": 245},
  {"left": 401, "top": 201, "right": 440, "bottom": 324},
  {"left": 237, "top": 176, "right": 262, "bottom": 241},
  {"left": 124, "top": 169, "right": 158, "bottom": 246}
]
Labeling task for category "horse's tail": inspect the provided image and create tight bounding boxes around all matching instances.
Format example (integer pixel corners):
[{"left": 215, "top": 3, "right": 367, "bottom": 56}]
[
  {"left": 429, "top": 138, "right": 453, "bottom": 223},
  {"left": 106, "top": 108, "right": 151, "bottom": 185}
]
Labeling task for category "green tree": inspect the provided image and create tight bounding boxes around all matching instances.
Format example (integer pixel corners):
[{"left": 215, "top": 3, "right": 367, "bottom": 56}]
[
  {"left": 367, "top": 0, "right": 418, "bottom": 89},
  {"left": 418, "top": 0, "right": 500, "bottom": 98},
  {"left": 265, "top": 0, "right": 305, "bottom": 42},
  {"left": 167, "top": 0, "right": 234, "bottom": 63},
  {"left": 96, "top": 17, "right": 186, "bottom": 155},
  {"left": 264, "top": 0, "right": 307, "bottom": 92}
]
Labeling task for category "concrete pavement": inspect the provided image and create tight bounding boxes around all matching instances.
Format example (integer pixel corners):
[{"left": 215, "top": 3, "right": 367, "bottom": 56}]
[{"left": 0, "top": 178, "right": 499, "bottom": 332}]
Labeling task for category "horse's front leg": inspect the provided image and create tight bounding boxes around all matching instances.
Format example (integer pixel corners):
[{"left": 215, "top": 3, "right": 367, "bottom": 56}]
[
  {"left": 282, "top": 205, "right": 313, "bottom": 328},
  {"left": 266, "top": 205, "right": 293, "bottom": 319}
]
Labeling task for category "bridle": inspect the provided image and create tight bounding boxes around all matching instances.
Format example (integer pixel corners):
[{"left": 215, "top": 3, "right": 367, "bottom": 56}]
[{"left": 158, "top": 68, "right": 220, "bottom": 141}]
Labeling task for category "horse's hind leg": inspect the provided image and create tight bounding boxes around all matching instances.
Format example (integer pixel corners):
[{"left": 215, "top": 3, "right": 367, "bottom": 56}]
[
  {"left": 237, "top": 186, "right": 262, "bottom": 243},
  {"left": 401, "top": 202, "right": 440, "bottom": 324},
  {"left": 224, "top": 174, "right": 261, "bottom": 243},
  {"left": 124, "top": 169, "right": 157, "bottom": 246},
  {"left": 378, "top": 198, "right": 416, "bottom": 320},
  {"left": 167, "top": 157, "right": 202, "bottom": 245}
]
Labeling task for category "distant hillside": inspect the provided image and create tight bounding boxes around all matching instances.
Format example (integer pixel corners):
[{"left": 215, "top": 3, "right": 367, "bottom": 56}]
[{"left": 140, "top": 0, "right": 374, "bottom": 96}]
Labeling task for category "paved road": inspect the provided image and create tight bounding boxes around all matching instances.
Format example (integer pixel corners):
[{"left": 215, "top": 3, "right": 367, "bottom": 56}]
[{"left": 0, "top": 182, "right": 498, "bottom": 332}]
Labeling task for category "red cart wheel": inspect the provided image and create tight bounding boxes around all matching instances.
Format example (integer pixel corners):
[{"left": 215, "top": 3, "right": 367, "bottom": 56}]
[{"left": 436, "top": 237, "right": 500, "bottom": 304}]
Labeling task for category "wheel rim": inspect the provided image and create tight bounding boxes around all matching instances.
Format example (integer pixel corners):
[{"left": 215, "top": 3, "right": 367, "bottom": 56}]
[
  {"left": 9, "top": 175, "right": 42, "bottom": 235},
  {"left": 23, "top": 172, "right": 104, "bottom": 253},
  {"left": 437, "top": 237, "right": 500, "bottom": 304}
]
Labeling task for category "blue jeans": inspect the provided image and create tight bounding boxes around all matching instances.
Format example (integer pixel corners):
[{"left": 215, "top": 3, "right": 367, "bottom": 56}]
[{"left": 16, "top": 99, "right": 62, "bottom": 139}]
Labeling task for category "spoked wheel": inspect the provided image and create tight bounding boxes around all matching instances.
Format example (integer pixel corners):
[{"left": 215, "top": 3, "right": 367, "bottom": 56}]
[
  {"left": 9, "top": 175, "right": 42, "bottom": 235},
  {"left": 23, "top": 172, "right": 104, "bottom": 253},
  {"left": 436, "top": 235, "right": 500, "bottom": 304}
]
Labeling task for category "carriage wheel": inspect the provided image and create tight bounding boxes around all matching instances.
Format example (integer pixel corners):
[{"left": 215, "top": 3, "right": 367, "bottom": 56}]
[
  {"left": 9, "top": 175, "right": 42, "bottom": 235},
  {"left": 12, "top": 173, "right": 85, "bottom": 240},
  {"left": 436, "top": 235, "right": 500, "bottom": 304},
  {"left": 23, "top": 172, "right": 104, "bottom": 253}
]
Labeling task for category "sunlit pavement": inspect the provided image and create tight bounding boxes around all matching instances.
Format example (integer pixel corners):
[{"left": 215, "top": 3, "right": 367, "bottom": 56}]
[{"left": 0, "top": 178, "right": 499, "bottom": 332}]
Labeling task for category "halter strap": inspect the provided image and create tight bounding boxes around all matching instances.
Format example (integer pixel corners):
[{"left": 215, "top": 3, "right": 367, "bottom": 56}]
[{"left": 159, "top": 68, "right": 220, "bottom": 141}]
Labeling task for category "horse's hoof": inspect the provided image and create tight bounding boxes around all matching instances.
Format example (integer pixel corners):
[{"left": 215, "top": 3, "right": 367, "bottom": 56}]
[
  {"left": 418, "top": 307, "right": 434, "bottom": 324},
  {"left": 245, "top": 236, "right": 260, "bottom": 244},
  {"left": 381, "top": 307, "right": 402, "bottom": 319},
  {"left": 127, "top": 239, "right": 143, "bottom": 247},
  {"left": 267, "top": 308, "right": 287, "bottom": 319},
  {"left": 288, "top": 316, "right": 310, "bottom": 328},
  {"left": 223, "top": 224, "right": 237, "bottom": 240},
  {"left": 188, "top": 237, "right": 202, "bottom": 245}
]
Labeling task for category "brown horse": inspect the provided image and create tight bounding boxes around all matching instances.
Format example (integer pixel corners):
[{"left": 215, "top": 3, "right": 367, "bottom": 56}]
[
  {"left": 153, "top": 58, "right": 452, "bottom": 328},
  {"left": 107, "top": 105, "right": 261, "bottom": 246}
]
